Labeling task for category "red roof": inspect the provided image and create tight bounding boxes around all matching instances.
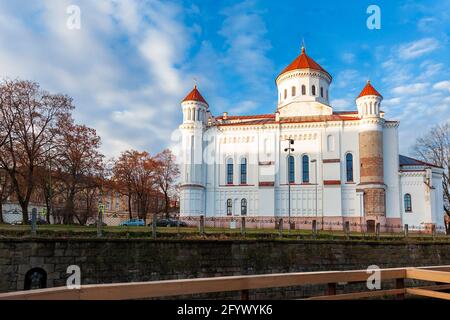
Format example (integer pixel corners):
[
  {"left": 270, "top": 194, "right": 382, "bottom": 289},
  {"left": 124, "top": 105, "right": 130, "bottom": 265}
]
[
  {"left": 357, "top": 80, "right": 382, "bottom": 99},
  {"left": 278, "top": 47, "right": 331, "bottom": 79},
  {"left": 182, "top": 85, "right": 208, "bottom": 105}
]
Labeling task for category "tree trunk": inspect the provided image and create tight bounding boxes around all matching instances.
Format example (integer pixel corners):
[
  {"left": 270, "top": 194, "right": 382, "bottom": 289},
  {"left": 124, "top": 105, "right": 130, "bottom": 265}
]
[
  {"left": 20, "top": 201, "right": 29, "bottom": 223},
  {"left": 0, "top": 201, "right": 3, "bottom": 224},
  {"left": 128, "top": 194, "right": 132, "bottom": 220},
  {"left": 164, "top": 191, "right": 170, "bottom": 218}
]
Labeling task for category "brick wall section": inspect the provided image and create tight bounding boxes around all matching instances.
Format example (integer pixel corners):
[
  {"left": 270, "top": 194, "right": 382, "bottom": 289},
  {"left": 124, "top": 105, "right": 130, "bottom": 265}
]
[
  {"left": 1, "top": 239, "right": 450, "bottom": 298},
  {"left": 359, "top": 130, "right": 386, "bottom": 217}
]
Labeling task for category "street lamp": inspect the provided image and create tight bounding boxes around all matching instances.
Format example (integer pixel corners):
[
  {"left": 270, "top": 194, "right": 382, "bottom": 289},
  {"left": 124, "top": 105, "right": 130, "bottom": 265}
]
[
  {"left": 284, "top": 138, "right": 294, "bottom": 234},
  {"left": 310, "top": 159, "right": 319, "bottom": 229}
]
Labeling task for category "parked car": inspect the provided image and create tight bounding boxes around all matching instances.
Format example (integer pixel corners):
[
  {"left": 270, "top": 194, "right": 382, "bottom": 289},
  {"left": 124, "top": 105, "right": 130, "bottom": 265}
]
[
  {"left": 148, "top": 218, "right": 188, "bottom": 228},
  {"left": 119, "top": 218, "right": 145, "bottom": 227}
]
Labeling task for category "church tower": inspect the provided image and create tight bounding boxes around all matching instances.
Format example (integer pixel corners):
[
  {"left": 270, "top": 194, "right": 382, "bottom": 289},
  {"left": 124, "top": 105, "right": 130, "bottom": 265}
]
[
  {"left": 356, "top": 81, "right": 386, "bottom": 221},
  {"left": 275, "top": 46, "right": 333, "bottom": 118},
  {"left": 179, "top": 85, "right": 208, "bottom": 216}
]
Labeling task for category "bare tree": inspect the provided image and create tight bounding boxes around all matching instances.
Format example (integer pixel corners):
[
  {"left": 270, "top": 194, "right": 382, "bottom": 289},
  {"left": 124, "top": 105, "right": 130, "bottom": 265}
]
[
  {"left": 154, "top": 149, "right": 180, "bottom": 218},
  {"left": 413, "top": 122, "right": 450, "bottom": 233},
  {"left": 0, "top": 80, "right": 73, "bottom": 222},
  {"left": 54, "top": 115, "right": 104, "bottom": 224}
]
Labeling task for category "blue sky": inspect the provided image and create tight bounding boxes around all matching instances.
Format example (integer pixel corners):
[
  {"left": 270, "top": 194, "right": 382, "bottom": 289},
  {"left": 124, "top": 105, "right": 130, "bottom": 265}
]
[{"left": 0, "top": 0, "right": 449, "bottom": 157}]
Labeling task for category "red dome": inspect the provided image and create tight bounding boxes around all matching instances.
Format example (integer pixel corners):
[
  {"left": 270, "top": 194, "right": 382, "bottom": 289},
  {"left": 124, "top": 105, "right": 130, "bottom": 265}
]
[
  {"left": 277, "top": 47, "right": 331, "bottom": 79},
  {"left": 357, "top": 80, "right": 382, "bottom": 98},
  {"left": 182, "top": 85, "right": 208, "bottom": 105}
]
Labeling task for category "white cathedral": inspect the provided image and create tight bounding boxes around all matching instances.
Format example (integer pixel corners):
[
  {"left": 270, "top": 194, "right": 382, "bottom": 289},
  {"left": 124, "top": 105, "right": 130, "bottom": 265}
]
[{"left": 178, "top": 47, "right": 445, "bottom": 232}]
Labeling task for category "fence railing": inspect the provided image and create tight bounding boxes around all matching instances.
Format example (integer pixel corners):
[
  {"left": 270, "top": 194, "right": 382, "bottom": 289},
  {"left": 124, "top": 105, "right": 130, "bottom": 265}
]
[{"left": 1, "top": 266, "right": 449, "bottom": 300}]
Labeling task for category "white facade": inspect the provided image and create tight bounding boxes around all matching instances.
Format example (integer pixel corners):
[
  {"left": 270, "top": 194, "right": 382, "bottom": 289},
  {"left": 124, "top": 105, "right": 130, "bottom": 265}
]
[{"left": 178, "top": 48, "right": 445, "bottom": 231}]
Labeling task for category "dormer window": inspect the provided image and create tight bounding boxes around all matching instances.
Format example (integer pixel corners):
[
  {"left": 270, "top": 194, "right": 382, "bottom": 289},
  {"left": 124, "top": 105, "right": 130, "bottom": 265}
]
[
  {"left": 302, "top": 85, "right": 306, "bottom": 95},
  {"left": 312, "top": 85, "right": 316, "bottom": 96},
  {"left": 291, "top": 86, "right": 296, "bottom": 96}
]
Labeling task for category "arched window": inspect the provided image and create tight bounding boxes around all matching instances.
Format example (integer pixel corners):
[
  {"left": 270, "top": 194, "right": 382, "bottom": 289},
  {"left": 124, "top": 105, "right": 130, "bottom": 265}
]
[
  {"left": 311, "top": 85, "right": 316, "bottom": 96},
  {"left": 326, "top": 89, "right": 329, "bottom": 100},
  {"left": 240, "top": 158, "right": 247, "bottom": 184},
  {"left": 327, "top": 135, "right": 335, "bottom": 152},
  {"left": 288, "top": 155, "right": 295, "bottom": 183},
  {"left": 302, "top": 85, "right": 306, "bottom": 95},
  {"left": 302, "top": 155, "right": 309, "bottom": 183},
  {"left": 187, "top": 108, "right": 191, "bottom": 120},
  {"left": 226, "top": 158, "right": 233, "bottom": 184},
  {"left": 284, "top": 89, "right": 287, "bottom": 99},
  {"left": 291, "top": 86, "right": 296, "bottom": 96},
  {"left": 24, "top": 268, "right": 47, "bottom": 290},
  {"left": 404, "top": 194, "right": 412, "bottom": 212},
  {"left": 241, "top": 199, "right": 247, "bottom": 216},
  {"left": 346, "top": 153, "right": 354, "bottom": 182},
  {"left": 320, "top": 87, "right": 324, "bottom": 97},
  {"left": 226, "top": 199, "right": 232, "bottom": 216}
]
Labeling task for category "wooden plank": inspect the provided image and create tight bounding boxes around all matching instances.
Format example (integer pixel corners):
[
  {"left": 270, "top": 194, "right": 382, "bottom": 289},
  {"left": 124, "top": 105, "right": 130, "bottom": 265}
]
[
  {"left": 406, "top": 268, "right": 450, "bottom": 284},
  {"left": 304, "top": 288, "right": 405, "bottom": 300},
  {"left": 406, "top": 288, "right": 450, "bottom": 300},
  {"left": 1, "top": 265, "right": 449, "bottom": 300}
]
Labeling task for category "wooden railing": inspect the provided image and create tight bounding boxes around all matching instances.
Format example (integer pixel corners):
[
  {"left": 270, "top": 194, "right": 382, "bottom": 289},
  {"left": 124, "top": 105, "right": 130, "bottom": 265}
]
[{"left": 1, "top": 266, "right": 449, "bottom": 300}]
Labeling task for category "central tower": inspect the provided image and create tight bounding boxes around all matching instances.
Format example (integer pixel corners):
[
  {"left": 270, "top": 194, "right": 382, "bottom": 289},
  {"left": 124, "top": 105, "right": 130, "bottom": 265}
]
[{"left": 276, "top": 47, "right": 333, "bottom": 118}]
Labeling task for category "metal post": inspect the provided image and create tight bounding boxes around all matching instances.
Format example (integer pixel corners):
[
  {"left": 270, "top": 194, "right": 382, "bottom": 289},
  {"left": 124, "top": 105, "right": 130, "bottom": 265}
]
[
  {"left": 241, "top": 217, "right": 246, "bottom": 236},
  {"left": 345, "top": 221, "right": 350, "bottom": 240},
  {"left": 31, "top": 208, "right": 37, "bottom": 236},
  {"left": 199, "top": 215, "right": 205, "bottom": 235},
  {"left": 152, "top": 214, "right": 157, "bottom": 239},
  {"left": 97, "top": 203, "right": 103, "bottom": 238},
  {"left": 278, "top": 218, "right": 283, "bottom": 237},
  {"left": 432, "top": 224, "right": 436, "bottom": 240},
  {"left": 312, "top": 219, "right": 317, "bottom": 239},
  {"left": 284, "top": 139, "right": 294, "bottom": 235},
  {"left": 404, "top": 224, "right": 409, "bottom": 238},
  {"left": 376, "top": 222, "right": 380, "bottom": 240}
]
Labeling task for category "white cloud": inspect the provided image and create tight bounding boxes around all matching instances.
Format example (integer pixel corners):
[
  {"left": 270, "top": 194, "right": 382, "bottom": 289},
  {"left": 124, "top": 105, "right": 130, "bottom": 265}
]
[
  {"left": 397, "top": 38, "right": 440, "bottom": 60},
  {"left": 391, "top": 83, "right": 429, "bottom": 95},
  {"left": 0, "top": 0, "right": 196, "bottom": 158},
  {"left": 341, "top": 52, "right": 355, "bottom": 64},
  {"left": 433, "top": 81, "right": 450, "bottom": 92}
]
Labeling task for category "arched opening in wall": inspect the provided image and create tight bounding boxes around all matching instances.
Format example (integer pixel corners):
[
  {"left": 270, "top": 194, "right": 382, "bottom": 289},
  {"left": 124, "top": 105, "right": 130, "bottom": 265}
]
[
  {"left": 24, "top": 267, "right": 47, "bottom": 290},
  {"left": 302, "top": 85, "right": 306, "bottom": 95},
  {"left": 226, "top": 199, "right": 232, "bottom": 216},
  {"left": 287, "top": 155, "right": 295, "bottom": 183},
  {"left": 226, "top": 158, "right": 233, "bottom": 185},
  {"left": 240, "top": 158, "right": 247, "bottom": 184},
  {"left": 291, "top": 86, "right": 296, "bottom": 96},
  {"left": 302, "top": 155, "right": 309, "bottom": 183},
  {"left": 327, "top": 135, "right": 335, "bottom": 152},
  {"left": 187, "top": 108, "right": 191, "bottom": 121},
  {"left": 346, "top": 153, "right": 354, "bottom": 182},
  {"left": 311, "top": 85, "right": 316, "bottom": 96},
  {"left": 320, "top": 87, "right": 324, "bottom": 98},
  {"left": 404, "top": 194, "right": 412, "bottom": 212},
  {"left": 366, "top": 220, "right": 375, "bottom": 233},
  {"left": 326, "top": 89, "right": 329, "bottom": 100},
  {"left": 284, "top": 89, "right": 287, "bottom": 99},
  {"left": 241, "top": 199, "right": 247, "bottom": 216}
]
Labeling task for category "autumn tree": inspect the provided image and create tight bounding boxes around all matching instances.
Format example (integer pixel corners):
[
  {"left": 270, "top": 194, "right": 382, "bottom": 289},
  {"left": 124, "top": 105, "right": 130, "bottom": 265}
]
[
  {"left": 154, "top": 149, "right": 180, "bottom": 218},
  {"left": 413, "top": 122, "right": 450, "bottom": 233},
  {"left": 112, "top": 150, "right": 157, "bottom": 222},
  {"left": 53, "top": 115, "right": 104, "bottom": 224},
  {"left": 0, "top": 80, "right": 73, "bottom": 222}
]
